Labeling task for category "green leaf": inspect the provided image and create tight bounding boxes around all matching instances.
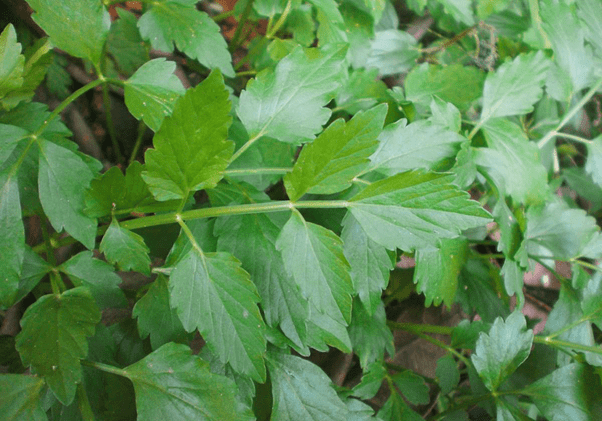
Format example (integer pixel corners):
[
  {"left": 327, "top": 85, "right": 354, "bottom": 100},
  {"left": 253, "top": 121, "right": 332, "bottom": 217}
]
[
  {"left": 15, "top": 287, "right": 100, "bottom": 405},
  {"left": 457, "top": 259, "right": 509, "bottom": 323},
  {"left": 414, "top": 237, "right": 468, "bottom": 307},
  {"left": 585, "top": 135, "right": 602, "bottom": 188},
  {"left": 143, "top": 70, "right": 233, "bottom": 201},
  {"left": 85, "top": 161, "right": 178, "bottom": 218},
  {"left": 475, "top": 118, "right": 548, "bottom": 206},
  {"left": 366, "top": 29, "right": 419, "bottom": 76},
  {"left": 0, "top": 25, "right": 24, "bottom": 103},
  {"left": 378, "top": 390, "right": 423, "bottom": 421},
  {"left": 335, "top": 68, "right": 388, "bottom": 115},
  {"left": 368, "top": 119, "right": 465, "bottom": 176},
  {"left": 305, "top": 303, "right": 353, "bottom": 353},
  {"left": 492, "top": 198, "right": 522, "bottom": 259},
  {"left": 480, "top": 52, "right": 549, "bottom": 123},
  {"left": 0, "top": 374, "right": 47, "bottom": 421},
  {"left": 437, "top": 0, "right": 475, "bottom": 26},
  {"left": 59, "top": 251, "right": 126, "bottom": 309},
  {"left": 106, "top": 8, "right": 149, "bottom": 75},
  {"left": 169, "top": 249, "right": 266, "bottom": 381},
  {"left": 352, "top": 361, "right": 386, "bottom": 399},
  {"left": 436, "top": 354, "right": 460, "bottom": 395},
  {"left": 392, "top": 370, "right": 429, "bottom": 405},
  {"left": 267, "top": 351, "right": 350, "bottom": 420},
  {"left": 138, "top": 0, "right": 234, "bottom": 77},
  {"left": 38, "top": 139, "right": 97, "bottom": 249},
  {"left": 577, "top": 0, "right": 602, "bottom": 56},
  {"left": 14, "top": 246, "right": 52, "bottom": 304},
  {"left": 348, "top": 299, "right": 394, "bottom": 368},
  {"left": 123, "top": 58, "right": 185, "bottom": 132},
  {"left": 0, "top": 123, "right": 29, "bottom": 163},
  {"left": 100, "top": 218, "right": 151, "bottom": 275},
  {"left": 348, "top": 170, "right": 492, "bottom": 251},
  {"left": 132, "top": 275, "right": 188, "bottom": 350},
  {"left": 340, "top": 2, "right": 374, "bottom": 69},
  {"left": 237, "top": 44, "right": 347, "bottom": 144},
  {"left": 471, "top": 311, "right": 534, "bottom": 391},
  {"left": 0, "top": 168, "right": 23, "bottom": 308},
  {"left": 476, "top": 0, "right": 509, "bottom": 19},
  {"left": 526, "top": 363, "right": 602, "bottom": 421},
  {"left": 124, "top": 342, "right": 248, "bottom": 420},
  {"left": 284, "top": 104, "right": 387, "bottom": 201},
  {"left": 429, "top": 96, "right": 461, "bottom": 133},
  {"left": 341, "top": 212, "right": 393, "bottom": 315},
  {"left": 165, "top": 218, "right": 217, "bottom": 267},
  {"left": 26, "top": 0, "right": 110, "bottom": 65},
  {"left": 276, "top": 209, "right": 354, "bottom": 325}
]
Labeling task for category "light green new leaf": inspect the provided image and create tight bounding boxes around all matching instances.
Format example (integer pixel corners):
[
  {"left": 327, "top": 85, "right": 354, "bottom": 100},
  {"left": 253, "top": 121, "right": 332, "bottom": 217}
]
[
  {"left": 429, "top": 96, "right": 461, "bottom": 133},
  {"left": 437, "top": 0, "right": 475, "bottom": 26},
  {"left": 475, "top": 118, "right": 548, "bottom": 206},
  {"left": 348, "top": 299, "right": 394, "bottom": 368},
  {"left": 285, "top": 104, "right": 387, "bottom": 201},
  {"left": 348, "top": 170, "right": 492, "bottom": 251},
  {"left": 526, "top": 363, "right": 602, "bottom": 421},
  {"left": 541, "top": 0, "right": 593, "bottom": 94},
  {"left": 26, "top": 0, "right": 110, "bottom": 65},
  {"left": 124, "top": 342, "right": 246, "bottom": 420},
  {"left": 577, "top": 0, "right": 602, "bottom": 56},
  {"left": 254, "top": 0, "right": 288, "bottom": 17},
  {"left": 85, "top": 161, "right": 178, "bottom": 218},
  {"left": 366, "top": 29, "right": 419, "bottom": 76},
  {"left": 341, "top": 212, "right": 393, "bottom": 315},
  {"left": 138, "top": 0, "right": 234, "bottom": 77},
  {"left": 0, "top": 374, "right": 47, "bottom": 421},
  {"left": 471, "top": 311, "right": 534, "bottom": 391},
  {"left": 276, "top": 210, "right": 354, "bottom": 325},
  {"left": 123, "top": 58, "right": 185, "bottom": 131},
  {"left": 0, "top": 25, "right": 24, "bottom": 101},
  {"left": 106, "top": 8, "right": 149, "bottom": 75},
  {"left": 585, "top": 135, "right": 602, "bottom": 187},
  {"left": 405, "top": 63, "right": 485, "bottom": 110},
  {"left": 15, "top": 287, "right": 100, "bottom": 405},
  {"left": 143, "top": 70, "right": 233, "bottom": 201},
  {"left": 100, "top": 218, "right": 151, "bottom": 275},
  {"left": 414, "top": 237, "right": 468, "bottom": 308},
  {"left": 237, "top": 44, "right": 347, "bottom": 144},
  {"left": 169, "top": 250, "right": 266, "bottom": 381},
  {"left": 340, "top": 2, "right": 374, "bottom": 68},
  {"left": 368, "top": 119, "right": 465, "bottom": 175},
  {"left": 59, "top": 251, "right": 126, "bottom": 309},
  {"left": 480, "top": 52, "right": 549, "bottom": 123},
  {"left": 267, "top": 352, "right": 350, "bottom": 420},
  {"left": 132, "top": 275, "right": 188, "bottom": 350},
  {"left": 0, "top": 169, "right": 23, "bottom": 308},
  {"left": 38, "top": 139, "right": 97, "bottom": 249}
]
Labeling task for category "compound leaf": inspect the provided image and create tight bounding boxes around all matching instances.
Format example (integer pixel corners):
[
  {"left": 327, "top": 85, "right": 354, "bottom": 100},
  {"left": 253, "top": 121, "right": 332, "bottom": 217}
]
[
  {"left": 0, "top": 374, "right": 47, "bottom": 421},
  {"left": 348, "top": 170, "right": 492, "bottom": 251},
  {"left": 15, "top": 287, "right": 100, "bottom": 405},
  {"left": 26, "top": 0, "right": 110, "bottom": 65},
  {"left": 237, "top": 44, "right": 347, "bottom": 144},
  {"left": 138, "top": 0, "right": 234, "bottom": 77},
  {"left": 124, "top": 342, "right": 247, "bottom": 420},
  {"left": 284, "top": 104, "right": 387, "bottom": 201},
  {"left": 143, "top": 70, "right": 233, "bottom": 201},
  {"left": 123, "top": 58, "right": 185, "bottom": 131},
  {"left": 471, "top": 311, "right": 534, "bottom": 391},
  {"left": 100, "top": 218, "right": 151, "bottom": 275},
  {"left": 169, "top": 250, "right": 266, "bottom": 382}
]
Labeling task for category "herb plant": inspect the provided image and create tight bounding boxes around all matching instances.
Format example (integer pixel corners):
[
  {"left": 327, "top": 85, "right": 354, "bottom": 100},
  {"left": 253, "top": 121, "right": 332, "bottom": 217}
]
[{"left": 1, "top": 0, "right": 602, "bottom": 419}]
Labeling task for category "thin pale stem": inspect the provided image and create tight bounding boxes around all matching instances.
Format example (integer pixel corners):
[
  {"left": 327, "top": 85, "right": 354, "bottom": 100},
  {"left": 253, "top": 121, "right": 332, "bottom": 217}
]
[
  {"left": 556, "top": 132, "right": 593, "bottom": 145},
  {"left": 81, "top": 360, "right": 128, "bottom": 378},
  {"left": 229, "top": 131, "right": 266, "bottom": 163},
  {"left": 213, "top": 9, "right": 236, "bottom": 22},
  {"left": 129, "top": 119, "right": 147, "bottom": 164},
  {"left": 266, "top": 0, "right": 293, "bottom": 39},
  {"left": 224, "top": 167, "right": 292, "bottom": 176},
  {"left": 534, "top": 336, "right": 602, "bottom": 356}
]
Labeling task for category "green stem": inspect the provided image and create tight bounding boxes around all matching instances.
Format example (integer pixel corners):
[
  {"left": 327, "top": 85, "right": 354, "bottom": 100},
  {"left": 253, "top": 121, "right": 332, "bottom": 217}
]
[
  {"left": 213, "top": 9, "right": 236, "bottom": 22},
  {"left": 39, "top": 212, "right": 56, "bottom": 266},
  {"left": 176, "top": 215, "right": 204, "bottom": 255},
  {"left": 235, "top": 70, "right": 258, "bottom": 77},
  {"left": 266, "top": 0, "right": 293, "bottom": 39},
  {"left": 129, "top": 119, "right": 147, "bottom": 164},
  {"left": 556, "top": 132, "right": 593, "bottom": 145},
  {"left": 229, "top": 131, "right": 266, "bottom": 163},
  {"left": 537, "top": 77, "right": 602, "bottom": 149},
  {"left": 541, "top": 314, "right": 593, "bottom": 341},
  {"left": 534, "top": 336, "right": 602, "bottom": 355},
  {"left": 235, "top": 36, "right": 269, "bottom": 70},
  {"left": 49, "top": 271, "right": 64, "bottom": 296},
  {"left": 467, "top": 119, "right": 485, "bottom": 140},
  {"left": 571, "top": 258, "right": 602, "bottom": 273},
  {"left": 387, "top": 321, "right": 454, "bottom": 336},
  {"left": 229, "top": 0, "right": 256, "bottom": 52},
  {"left": 472, "top": 253, "right": 504, "bottom": 259},
  {"left": 224, "top": 167, "right": 292, "bottom": 176},
  {"left": 81, "top": 360, "right": 129, "bottom": 378},
  {"left": 77, "top": 383, "right": 96, "bottom": 421},
  {"left": 102, "top": 84, "right": 123, "bottom": 162}
]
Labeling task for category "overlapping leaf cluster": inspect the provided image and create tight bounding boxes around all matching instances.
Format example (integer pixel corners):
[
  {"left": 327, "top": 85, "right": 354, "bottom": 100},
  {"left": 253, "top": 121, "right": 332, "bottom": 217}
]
[{"left": 1, "top": 0, "right": 602, "bottom": 420}]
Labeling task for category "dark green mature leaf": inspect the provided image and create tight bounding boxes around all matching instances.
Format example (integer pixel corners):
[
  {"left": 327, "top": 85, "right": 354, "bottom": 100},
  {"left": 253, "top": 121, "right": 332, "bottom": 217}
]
[
  {"left": 124, "top": 342, "right": 249, "bottom": 420},
  {"left": 285, "top": 104, "right": 387, "bottom": 201},
  {"left": 480, "top": 52, "right": 549, "bottom": 123},
  {"left": 132, "top": 275, "right": 188, "bottom": 350},
  {"left": 26, "top": 0, "right": 110, "bottom": 65},
  {"left": 276, "top": 209, "right": 354, "bottom": 325},
  {"left": 526, "top": 363, "right": 602, "bottom": 421},
  {"left": 59, "top": 251, "right": 126, "bottom": 309},
  {"left": 0, "top": 25, "right": 24, "bottom": 103},
  {"left": 366, "top": 29, "right": 419, "bottom": 76},
  {"left": 100, "top": 219, "right": 151, "bottom": 275},
  {"left": 369, "top": 119, "right": 466, "bottom": 176},
  {"left": 0, "top": 123, "right": 29, "bottom": 163},
  {"left": 378, "top": 391, "right": 423, "bottom": 421},
  {"left": 138, "top": 0, "right": 234, "bottom": 77},
  {"left": 348, "top": 170, "right": 492, "bottom": 251},
  {"left": 341, "top": 212, "right": 393, "bottom": 315},
  {"left": 165, "top": 218, "right": 217, "bottom": 267},
  {"left": 14, "top": 247, "right": 52, "bottom": 303},
  {"left": 107, "top": 8, "right": 149, "bottom": 75},
  {"left": 0, "top": 374, "right": 47, "bottom": 421},
  {"left": 392, "top": 370, "right": 429, "bottom": 405},
  {"left": 143, "top": 70, "right": 233, "bottom": 201},
  {"left": 436, "top": 354, "right": 460, "bottom": 395},
  {"left": 352, "top": 361, "right": 387, "bottom": 399},
  {"left": 305, "top": 302, "right": 353, "bottom": 353},
  {"left": 85, "top": 161, "right": 178, "bottom": 218},
  {"left": 405, "top": 63, "right": 485, "bottom": 110},
  {"left": 267, "top": 351, "right": 350, "bottom": 420},
  {"left": 38, "top": 139, "right": 97, "bottom": 249},
  {"left": 475, "top": 118, "right": 548, "bottom": 206},
  {"left": 348, "top": 299, "right": 394, "bottom": 368},
  {"left": 414, "top": 237, "right": 468, "bottom": 307},
  {"left": 15, "top": 287, "right": 100, "bottom": 405},
  {"left": 0, "top": 169, "right": 23, "bottom": 308},
  {"left": 169, "top": 249, "right": 266, "bottom": 381},
  {"left": 457, "top": 259, "right": 509, "bottom": 323},
  {"left": 335, "top": 68, "right": 388, "bottom": 114},
  {"left": 237, "top": 44, "right": 347, "bottom": 144},
  {"left": 123, "top": 58, "right": 185, "bottom": 131},
  {"left": 471, "top": 311, "right": 533, "bottom": 391}
]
